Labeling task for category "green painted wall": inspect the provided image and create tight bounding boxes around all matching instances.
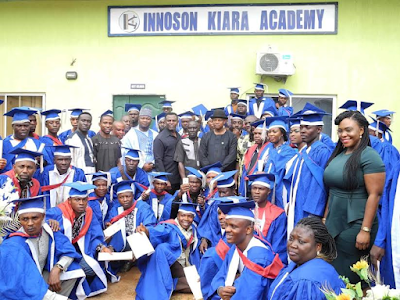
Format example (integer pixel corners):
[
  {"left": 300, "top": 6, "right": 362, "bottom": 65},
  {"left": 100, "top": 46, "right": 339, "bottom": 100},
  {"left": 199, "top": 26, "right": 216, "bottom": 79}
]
[{"left": 0, "top": 0, "right": 399, "bottom": 146}]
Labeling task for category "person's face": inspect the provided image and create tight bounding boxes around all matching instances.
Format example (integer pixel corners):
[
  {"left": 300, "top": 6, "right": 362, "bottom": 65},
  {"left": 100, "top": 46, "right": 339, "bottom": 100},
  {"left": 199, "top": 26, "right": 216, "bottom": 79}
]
[
  {"left": 181, "top": 118, "right": 191, "bottom": 130},
  {"left": 13, "top": 160, "right": 36, "bottom": 182},
  {"left": 218, "top": 187, "right": 235, "bottom": 197},
  {"left": 278, "top": 96, "right": 288, "bottom": 106},
  {"left": 158, "top": 119, "right": 166, "bottom": 131},
  {"left": 162, "top": 107, "right": 172, "bottom": 113},
  {"left": 129, "top": 110, "right": 139, "bottom": 123},
  {"left": 122, "top": 116, "right": 131, "bottom": 129},
  {"left": 231, "top": 119, "right": 243, "bottom": 131},
  {"left": 254, "top": 89, "right": 264, "bottom": 98},
  {"left": 225, "top": 218, "right": 252, "bottom": 245},
  {"left": 20, "top": 212, "right": 44, "bottom": 236},
  {"left": 70, "top": 117, "right": 79, "bottom": 129},
  {"left": 112, "top": 123, "right": 125, "bottom": 139},
  {"left": 54, "top": 156, "right": 72, "bottom": 173},
  {"left": 206, "top": 172, "right": 218, "bottom": 185},
  {"left": 237, "top": 105, "right": 247, "bottom": 115},
  {"left": 117, "top": 191, "right": 134, "bottom": 210},
  {"left": 29, "top": 115, "right": 37, "bottom": 133},
  {"left": 78, "top": 114, "right": 92, "bottom": 133},
  {"left": 177, "top": 211, "right": 194, "bottom": 230},
  {"left": 368, "top": 128, "right": 382, "bottom": 139},
  {"left": 13, "top": 122, "right": 30, "bottom": 139},
  {"left": 253, "top": 128, "right": 264, "bottom": 145},
  {"left": 138, "top": 116, "right": 151, "bottom": 130},
  {"left": 68, "top": 197, "right": 88, "bottom": 214},
  {"left": 212, "top": 118, "right": 226, "bottom": 130},
  {"left": 165, "top": 114, "right": 178, "bottom": 131},
  {"left": 300, "top": 125, "right": 321, "bottom": 144},
  {"left": 337, "top": 118, "right": 364, "bottom": 150},
  {"left": 380, "top": 116, "right": 391, "bottom": 127},
  {"left": 94, "top": 179, "right": 108, "bottom": 198},
  {"left": 289, "top": 126, "right": 302, "bottom": 145},
  {"left": 125, "top": 157, "right": 139, "bottom": 173},
  {"left": 189, "top": 177, "right": 201, "bottom": 194},
  {"left": 99, "top": 116, "right": 113, "bottom": 135},
  {"left": 207, "top": 119, "right": 214, "bottom": 130},
  {"left": 230, "top": 93, "right": 239, "bottom": 101},
  {"left": 268, "top": 127, "right": 284, "bottom": 144},
  {"left": 188, "top": 121, "right": 199, "bottom": 139},
  {"left": 288, "top": 226, "right": 321, "bottom": 265},
  {"left": 153, "top": 180, "right": 167, "bottom": 194},
  {"left": 46, "top": 120, "right": 61, "bottom": 135},
  {"left": 244, "top": 119, "right": 252, "bottom": 132},
  {"left": 218, "top": 209, "right": 227, "bottom": 229},
  {"left": 251, "top": 184, "right": 270, "bottom": 204}
]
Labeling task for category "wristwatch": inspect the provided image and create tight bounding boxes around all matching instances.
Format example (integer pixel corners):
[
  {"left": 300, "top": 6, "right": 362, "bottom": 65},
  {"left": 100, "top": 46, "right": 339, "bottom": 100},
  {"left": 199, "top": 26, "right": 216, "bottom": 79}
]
[
  {"left": 361, "top": 226, "right": 371, "bottom": 232},
  {"left": 55, "top": 263, "right": 65, "bottom": 271}
]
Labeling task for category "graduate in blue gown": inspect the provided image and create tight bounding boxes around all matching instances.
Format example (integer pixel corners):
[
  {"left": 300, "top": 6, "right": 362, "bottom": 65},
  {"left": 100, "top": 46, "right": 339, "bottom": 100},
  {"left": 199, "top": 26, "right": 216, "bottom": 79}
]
[
  {"left": 135, "top": 203, "right": 202, "bottom": 300},
  {"left": 45, "top": 182, "right": 113, "bottom": 298},
  {"left": 87, "top": 171, "right": 112, "bottom": 229},
  {"left": 372, "top": 109, "right": 395, "bottom": 144},
  {"left": 224, "top": 87, "right": 240, "bottom": 115},
  {"left": 151, "top": 112, "right": 166, "bottom": 132},
  {"left": 248, "top": 83, "right": 276, "bottom": 119},
  {"left": 39, "top": 109, "right": 64, "bottom": 166},
  {"left": 276, "top": 89, "right": 294, "bottom": 117},
  {"left": 59, "top": 108, "right": 96, "bottom": 144},
  {"left": 268, "top": 217, "right": 345, "bottom": 300},
  {"left": 207, "top": 201, "right": 283, "bottom": 300},
  {"left": 200, "top": 162, "right": 222, "bottom": 199}
]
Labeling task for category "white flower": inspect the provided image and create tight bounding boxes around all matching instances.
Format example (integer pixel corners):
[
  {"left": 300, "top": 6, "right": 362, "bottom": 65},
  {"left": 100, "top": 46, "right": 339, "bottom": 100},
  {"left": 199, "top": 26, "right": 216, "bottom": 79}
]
[
  {"left": 389, "top": 288, "right": 400, "bottom": 297},
  {"left": 0, "top": 178, "right": 18, "bottom": 215},
  {"left": 364, "top": 284, "right": 390, "bottom": 299}
]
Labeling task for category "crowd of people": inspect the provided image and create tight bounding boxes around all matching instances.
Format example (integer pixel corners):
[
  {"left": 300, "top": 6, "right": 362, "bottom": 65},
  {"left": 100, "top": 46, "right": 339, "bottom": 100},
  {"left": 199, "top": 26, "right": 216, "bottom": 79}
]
[{"left": 0, "top": 83, "right": 399, "bottom": 300}]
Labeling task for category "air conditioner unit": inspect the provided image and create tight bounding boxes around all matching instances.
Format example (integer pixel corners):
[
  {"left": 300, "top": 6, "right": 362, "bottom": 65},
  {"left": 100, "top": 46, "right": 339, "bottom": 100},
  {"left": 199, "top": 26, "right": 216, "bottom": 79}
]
[{"left": 256, "top": 52, "right": 295, "bottom": 76}]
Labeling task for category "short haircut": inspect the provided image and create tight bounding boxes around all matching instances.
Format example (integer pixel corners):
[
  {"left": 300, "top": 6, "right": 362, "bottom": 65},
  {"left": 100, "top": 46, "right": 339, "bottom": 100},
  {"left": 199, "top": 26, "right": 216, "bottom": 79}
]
[
  {"left": 165, "top": 112, "right": 178, "bottom": 119},
  {"left": 100, "top": 114, "right": 114, "bottom": 122},
  {"left": 78, "top": 112, "right": 92, "bottom": 120}
]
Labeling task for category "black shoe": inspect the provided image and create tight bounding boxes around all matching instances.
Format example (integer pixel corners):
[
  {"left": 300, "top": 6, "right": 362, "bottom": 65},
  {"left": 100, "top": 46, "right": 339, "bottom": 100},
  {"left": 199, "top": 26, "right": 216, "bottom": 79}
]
[{"left": 120, "top": 261, "right": 134, "bottom": 273}]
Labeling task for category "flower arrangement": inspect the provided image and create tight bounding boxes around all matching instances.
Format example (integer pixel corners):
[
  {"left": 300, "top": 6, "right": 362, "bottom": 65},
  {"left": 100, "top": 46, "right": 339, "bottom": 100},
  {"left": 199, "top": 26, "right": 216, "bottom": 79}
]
[
  {"left": 323, "top": 257, "right": 400, "bottom": 300},
  {"left": 0, "top": 178, "right": 20, "bottom": 240}
]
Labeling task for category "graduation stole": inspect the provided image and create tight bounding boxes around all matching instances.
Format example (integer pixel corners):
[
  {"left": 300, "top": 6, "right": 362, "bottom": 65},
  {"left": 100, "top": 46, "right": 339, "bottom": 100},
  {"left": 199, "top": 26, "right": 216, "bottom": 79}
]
[
  {"left": 41, "top": 167, "right": 72, "bottom": 192},
  {"left": 110, "top": 200, "right": 138, "bottom": 224},
  {"left": 45, "top": 134, "right": 63, "bottom": 146},
  {"left": 151, "top": 189, "right": 168, "bottom": 197},
  {"left": 4, "top": 170, "right": 40, "bottom": 197},
  {"left": 9, "top": 231, "right": 42, "bottom": 239},
  {"left": 255, "top": 202, "right": 285, "bottom": 238},
  {"left": 58, "top": 201, "right": 93, "bottom": 244},
  {"left": 237, "top": 248, "right": 283, "bottom": 279},
  {"left": 205, "top": 188, "right": 218, "bottom": 201},
  {"left": 161, "top": 219, "right": 194, "bottom": 249},
  {"left": 31, "top": 133, "right": 40, "bottom": 140},
  {"left": 243, "top": 142, "right": 269, "bottom": 175},
  {"left": 215, "top": 238, "right": 230, "bottom": 260}
]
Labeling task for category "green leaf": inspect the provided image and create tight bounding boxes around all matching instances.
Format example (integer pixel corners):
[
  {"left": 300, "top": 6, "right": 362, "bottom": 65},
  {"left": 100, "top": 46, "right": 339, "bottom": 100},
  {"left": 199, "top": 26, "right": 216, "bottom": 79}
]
[{"left": 355, "top": 282, "right": 363, "bottom": 297}]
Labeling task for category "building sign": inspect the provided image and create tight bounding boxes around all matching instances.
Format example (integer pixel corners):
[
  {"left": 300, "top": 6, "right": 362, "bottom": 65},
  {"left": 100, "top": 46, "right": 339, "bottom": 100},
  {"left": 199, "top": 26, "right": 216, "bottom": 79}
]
[
  {"left": 108, "top": 3, "right": 338, "bottom": 36},
  {"left": 130, "top": 84, "right": 146, "bottom": 89}
]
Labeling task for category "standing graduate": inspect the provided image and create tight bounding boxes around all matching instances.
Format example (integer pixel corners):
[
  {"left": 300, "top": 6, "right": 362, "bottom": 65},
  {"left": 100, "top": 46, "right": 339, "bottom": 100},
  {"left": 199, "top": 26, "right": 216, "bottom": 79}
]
[
  {"left": 276, "top": 89, "right": 294, "bottom": 117},
  {"left": 248, "top": 83, "right": 276, "bottom": 118},
  {"left": 59, "top": 108, "right": 96, "bottom": 144},
  {"left": 224, "top": 87, "right": 240, "bottom": 115},
  {"left": 200, "top": 162, "right": 222, "bottom": 199},
  {"left": 372, "top": 109, "right": 395, "bottom": 144},
  {"left": 124, "top": 104, "right": 142, "bottom": 129},
  {"left": 135, "top": 203, "right": 202, "bottom": 300},
  {"left": 40, "top": 109, "right": 63, "bottom": 166},
  {"left": 207, "top": 201, "right": 283, "bottom": 300}
]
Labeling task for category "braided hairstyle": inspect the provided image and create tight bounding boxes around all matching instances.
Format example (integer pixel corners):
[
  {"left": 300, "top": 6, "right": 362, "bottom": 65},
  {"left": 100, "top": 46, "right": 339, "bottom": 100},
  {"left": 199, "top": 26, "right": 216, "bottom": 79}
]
[
  {"left": 326, "top": 110, "right": 370, "bottom": 190},
  {"left": 296, "top": 217, "right": 337, "bottom": 262}
]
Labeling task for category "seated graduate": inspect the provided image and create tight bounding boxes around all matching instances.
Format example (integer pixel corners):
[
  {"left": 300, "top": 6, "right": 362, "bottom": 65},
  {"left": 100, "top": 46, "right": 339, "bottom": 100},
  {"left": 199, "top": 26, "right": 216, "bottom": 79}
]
[
  {"left": 268, "top": 217, "right": 345, "bottom": 300},
  {"left": 135, "top": 203, "right": 202, "bottom": 300},
  {"left": 0, "top": 195, "right": 85, "bottom": 300},
  {"left": 104, "top": 180, "right": 156, "bottom": 275},
  {"left": 200, "top": 162, "right": 222, "bottom": 199},
  {"left": 87, "top": 172, "right": 112, "bottom": 229},
  {"left": 199, "top": 196, "right": 246, "bottom": 299},
  {"left": 170, "top": 166, "right": 207, "bottom": 224},
  {"left": 198, "top": 170, "right": 237, "bottom": 249},
  {"left": 109, "top": 147, "right": 149, "bottom": 199},
  {"left": 141, "top": 172, "right": 175, "bottom": 223},
  {"left": 208, "top": 201, "right": 283, "bottom": 300},
  {"left": 38, "top": 145, "right": 86, "bottom": 209},
  {"left": 45, "top": 181, "right": 112, "bottom": 298},
  {"left": 248, "top": 173, "right": 288, "bottom": 265}
]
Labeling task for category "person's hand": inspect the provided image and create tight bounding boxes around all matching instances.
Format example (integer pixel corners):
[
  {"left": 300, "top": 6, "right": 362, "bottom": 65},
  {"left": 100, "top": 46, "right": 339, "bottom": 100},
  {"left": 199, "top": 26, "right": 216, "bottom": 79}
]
[
  {"left": 0, "top": 159, "right": 7, "bottom": 170},
  {"left": 136, "top": 223, "right": 149, "bottom": 237},
  {"left": 101, "top": 246, "right": 113, "bottom": 254},
  {"left": 178, "top": 183, "right": 190, "bottom": 198},
  {"left": 48, "top": 219, "right": 60, "bottom": 232},
  {"left": 105, "top": 222, "right": 111, "bottom": 228},
  {"left": 48, "top": 266, "right": 62, "bottom": 292},
  {"left": 199, "top": 238, "right": 208, "bottom": 254},
  {"left": 142, "top": 163, "right": 154, "bottom": 172},
  {"left": 140, "top": 191, "right": 149, "bottom": 200},
  {"left": 166, "top": 181, "right": 172, "bottom": 190},
  {"left": 218, "top": 286, "right": 236, "bottom": 300},
  {"left": 356, "top": 230, "right": 371, "bottom": 250},
  {"left": 197, "top": 195, "right": 206, "bottom": 209},
  {"left": 370, "top": 245, "right": 385, "bottom": 267}
]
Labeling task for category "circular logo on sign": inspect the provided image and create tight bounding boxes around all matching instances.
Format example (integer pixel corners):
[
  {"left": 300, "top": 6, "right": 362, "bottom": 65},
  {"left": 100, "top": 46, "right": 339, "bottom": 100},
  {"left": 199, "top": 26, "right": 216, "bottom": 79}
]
[{"left": 119, "top": 11, "right": 140, "bottom": 33}]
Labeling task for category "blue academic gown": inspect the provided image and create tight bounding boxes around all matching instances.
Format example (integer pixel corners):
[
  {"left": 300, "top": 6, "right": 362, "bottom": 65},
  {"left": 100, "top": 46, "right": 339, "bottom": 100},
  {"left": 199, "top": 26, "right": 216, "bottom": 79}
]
[
  {"left": 109, "top": 165, "right": 150, "bottom": 200},
  {"left": 59, "top": 129, "right": 96, "bottom": 144},
  {"left": 198, "top": 198, "right": 225, "bottom": 247},
  {"left": 40, "top": 135, "right": 64, "bottom": 165},
  {"left": 144, "top": 191, "right": 175, "bottom": 223},
  {"left": 45, "top": 206, "right": 108, "bottom": 298},
  {"left": 278, "top": 106, "right": 293, "bottom": 117},
  {"left": 320, "top": 133, "right": 336, "bottom": 152},
  {"left": 135, "top": 220, "right": 202, "bottom": 300},
  {"left": 207, "top": 236, "right": 281, "bottom": 300},
  {"left": 268, "top": 258, "right": 345, "bottom": 300},
  {"left": 248, "top": 97, "right": 276, "bottom": 118},
  {"left": 88, "top": 192, "right": 112, "bottom": 229},
  {"left": 0, "top": 223, "right": 85, "bottom": 300}
]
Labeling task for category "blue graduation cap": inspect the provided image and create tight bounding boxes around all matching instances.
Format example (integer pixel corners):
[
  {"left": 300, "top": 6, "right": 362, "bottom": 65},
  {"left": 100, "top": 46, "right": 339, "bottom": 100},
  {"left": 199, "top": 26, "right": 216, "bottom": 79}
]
[
  {"left": 200, "top": 162, "right": 222, "bottom": 175},
  {"left": 278, "top": 89, "right": 293, "bottom": 98},
  {"left": 101, "top": 110, "right": 113, "bottom": 118},
  {"left": 254, "top": 83, "right": 267, "bottom": 91},
  {"left": 10, "top": 148, "right": 42, "bottom": 163},
  {"left": 13, "top": 195, "right": 48, "bottom": 215},
  {"left": 4, "top": 107, "right": 37, "bottom": 124},
  {"left": 153, "top": 112, "right": 166, "bottom": 122},
  {"left": 148, "top": 172, "right": 171, "bottom": 183},
  {"left": 125, "top": 104, "right": 142, "bottom": 113},
  {"left": 64, "top": 181, "right": 96, "bottom": 197},
  {"left": 87, "top": 171, "right": 109, "bottom": 182},
  {"left": 192, "top": 104, "right": 208, "bottom": 117},
  {"left": 372, "top": 109, "right": 395, "bottom": 118},
  {"left": 213, "top": 196, "right": 247, "bottom": 204},
  {"left": 41, "top": 109, "right": 61, "bottom": 121},
  {"left": 68, "top": 108, "right": 89, "bottom": 118},
  {"left": 237, "top": 99, "right": 248, "bottom": 107},
  {"left": 248, "top": 173, "right": 275, "bottom": 189},
  {"left": 251, "top": 119, "right": 266, "bottom": 129},
  {"left": 53, "top": 145, "right": 78, "bottom": 157},
  {"left": 159, "top": 100, "right": 175, "bottom": 108},
  {"left": 185, "top": 167, "right": 204, "bottom": 180},
  {"left": 369, "top": 117, "right": 391, "bottom": 134},
  {"left": 261, "top": 104, "right": 278, "bottom": 117},
  {"left": 205, "top": 110, "right": 214, "bottom": 121},
  {"left": 215, "top": 170, "right": 238, "bottom": 188},
  {"left": 0, "top": 99, "right": 3, "bottom": 105},
  {"left": 123, "top": 147, "right": 140, "bottom": 160},
  {"left": 339, "top": 100, "right": 374, "bottom": 115},
  {"left": 112, "top": 180, "right": 136, "bottom": 195},
  {"left": 299, "top": 103, "right": 330, "bottom": 126},
  {"left": 174, "top": 202, "right": 197, "bottom": 216},
  {"left": 228, "top": 87, "right": 240, "bottom": 95},
  {"left": 218, "top": 201, "right": 256, "bottom": 222},
  {"left": 265, "top": 116, "right": 288, "bottom": 131},
  {"left": 229, "top": 113, "right": 246, "bottom": 120},
  {"left": 178, "top": 111, "right": 195, "bottom": 119}
]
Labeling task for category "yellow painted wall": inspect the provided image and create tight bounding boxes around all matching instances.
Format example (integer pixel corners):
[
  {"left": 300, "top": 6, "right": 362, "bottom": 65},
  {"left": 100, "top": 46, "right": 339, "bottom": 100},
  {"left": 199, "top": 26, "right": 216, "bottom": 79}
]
[{"left": 0, "top": 0, "right": 400, "bottom": 146}]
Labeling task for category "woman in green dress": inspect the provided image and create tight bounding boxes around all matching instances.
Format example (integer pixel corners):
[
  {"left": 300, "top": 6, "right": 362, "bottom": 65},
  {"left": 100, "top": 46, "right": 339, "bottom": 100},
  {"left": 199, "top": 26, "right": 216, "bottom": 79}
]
[{"left": 323, "top": 110, "right": 385, "bottom": 284}]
